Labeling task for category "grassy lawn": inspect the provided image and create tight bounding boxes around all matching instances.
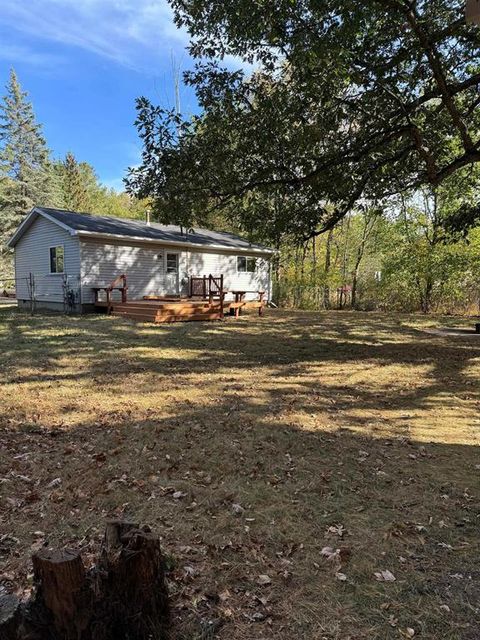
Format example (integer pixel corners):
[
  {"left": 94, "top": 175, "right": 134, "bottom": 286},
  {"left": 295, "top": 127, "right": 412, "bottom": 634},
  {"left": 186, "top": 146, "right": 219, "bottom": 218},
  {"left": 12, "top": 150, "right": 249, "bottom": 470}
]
[{"left": 1, "top": 307, "right": 479, "bottom": 639}]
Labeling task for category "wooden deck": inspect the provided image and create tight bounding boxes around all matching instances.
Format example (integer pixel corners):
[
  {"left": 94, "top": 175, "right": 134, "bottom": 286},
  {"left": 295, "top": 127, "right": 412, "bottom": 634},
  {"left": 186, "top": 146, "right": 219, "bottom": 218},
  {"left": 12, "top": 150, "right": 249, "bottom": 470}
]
[
  {"left": 92, "top": 275, "right": 265, "bottom": 323},
  {"left": 96, "top": 298, "right": 223, "bottom": 323},
  {"left": 95, "top": 297, "right": 266, "bottom": 323}
]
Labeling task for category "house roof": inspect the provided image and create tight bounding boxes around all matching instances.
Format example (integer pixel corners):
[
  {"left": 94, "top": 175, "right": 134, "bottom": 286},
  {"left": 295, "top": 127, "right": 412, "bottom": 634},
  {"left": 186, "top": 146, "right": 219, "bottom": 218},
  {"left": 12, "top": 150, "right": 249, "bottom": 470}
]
[{"left": 7, "top": 206, "right": 275, "bottom": 255}]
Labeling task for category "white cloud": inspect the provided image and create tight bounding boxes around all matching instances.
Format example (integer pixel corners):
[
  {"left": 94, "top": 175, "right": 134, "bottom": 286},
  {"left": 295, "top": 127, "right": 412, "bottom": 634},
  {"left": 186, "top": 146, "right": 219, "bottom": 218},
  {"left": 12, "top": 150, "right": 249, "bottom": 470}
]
[
  {"left": 0, "top": 0, "right": 189, "bottom": 71},
  {"left": 0, "top": 0, "right": 257, "bottom": 75},
  {"left": 0, "top": 42, "right": 64, "bottom": 67}
]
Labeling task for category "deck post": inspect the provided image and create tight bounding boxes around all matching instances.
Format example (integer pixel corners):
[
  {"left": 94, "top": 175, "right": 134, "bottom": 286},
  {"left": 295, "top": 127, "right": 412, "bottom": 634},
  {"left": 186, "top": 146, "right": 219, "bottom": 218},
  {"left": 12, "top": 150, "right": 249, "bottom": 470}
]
[
  {"left": 121, "top": 274, "right": 128, "bottom": 303},
  {"left": 219, "top": 274, "right": 224, "bottom": 318},
  {"left": 29, "top": 272, "right": 35, "bottom": 315},
  {"left": 259, "top": 291, "right": 265, "bottom": 316}
]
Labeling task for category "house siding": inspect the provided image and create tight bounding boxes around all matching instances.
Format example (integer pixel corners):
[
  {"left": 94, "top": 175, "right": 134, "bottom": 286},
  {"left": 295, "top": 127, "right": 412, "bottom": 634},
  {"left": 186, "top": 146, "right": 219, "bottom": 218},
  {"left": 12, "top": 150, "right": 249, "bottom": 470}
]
[
  {"left": 79, "top": 237, "right": 270, "bottom": 303},
  {"left": 186, "top": 250, "right": 270, "bottom": 300},
  {"left": 14, "top": 215, "right": 81, "bottom": 305},
  {"left": 80, "top": 238, "right": 171, "bottom": 303}
]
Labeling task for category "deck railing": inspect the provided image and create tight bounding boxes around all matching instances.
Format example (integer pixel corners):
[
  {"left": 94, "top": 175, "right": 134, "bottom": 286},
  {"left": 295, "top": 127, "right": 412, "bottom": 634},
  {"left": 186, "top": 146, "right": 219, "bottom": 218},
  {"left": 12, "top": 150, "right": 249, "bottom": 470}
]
[
  {"left": 92, "top": 274, "right": 128, "bottom": 311},
  {"left": 189, "top": 274, "right": 224, "bottom": 318},
  {"left": 189, "top": 274, "right": 223, "bottom": 298}
]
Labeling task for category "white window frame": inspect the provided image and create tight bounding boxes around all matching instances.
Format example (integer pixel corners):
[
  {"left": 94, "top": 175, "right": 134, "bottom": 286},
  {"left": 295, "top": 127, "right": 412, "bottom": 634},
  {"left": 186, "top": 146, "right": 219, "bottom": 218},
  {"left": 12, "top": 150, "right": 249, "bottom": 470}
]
[
  {"left": 165, "top": 252, "right": 179, "bottom": 274},
  {"left": 49, "top": 244, "right": 65, "bottom": 275},
  {"left": 237, "top": 256, "right": 257, "bottom": 273}
]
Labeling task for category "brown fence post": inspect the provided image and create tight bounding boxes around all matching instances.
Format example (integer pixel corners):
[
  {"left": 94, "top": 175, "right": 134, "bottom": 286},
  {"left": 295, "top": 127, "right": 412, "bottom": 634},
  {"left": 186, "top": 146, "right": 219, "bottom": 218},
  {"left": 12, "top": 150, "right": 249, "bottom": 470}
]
[
  {"left": 28, "top": 272, "right": 35, "bottom": 315},
  {"left": 219, "top": 274, "right": 225, "bottom": 318},
  {"left": 121, "top": 274, "right": 128, "bottom": 303}
]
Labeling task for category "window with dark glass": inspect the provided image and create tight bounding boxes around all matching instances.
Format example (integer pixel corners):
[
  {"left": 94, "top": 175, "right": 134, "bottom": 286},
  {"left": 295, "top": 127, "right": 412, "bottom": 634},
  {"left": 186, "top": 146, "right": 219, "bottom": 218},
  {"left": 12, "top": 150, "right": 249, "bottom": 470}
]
[
  {"left": 166, "top": 253, "right": 179, "bottom": 273},
  {"left": 49, "top": 246, "right": 64, "bottom": 273},
  {"left": 237, "top": 256, "right": 256, "bottom": 272}
]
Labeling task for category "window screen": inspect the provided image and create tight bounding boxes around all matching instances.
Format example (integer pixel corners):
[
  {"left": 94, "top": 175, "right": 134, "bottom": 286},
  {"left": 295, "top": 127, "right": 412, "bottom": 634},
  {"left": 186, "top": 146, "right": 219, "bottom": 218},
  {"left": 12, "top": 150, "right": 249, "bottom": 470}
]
[
  {"left": 237, "top": 256, "right": 256, "bottom": 272},
  {"left": 166, "top": 253, "right": 179, "bottom": 273},
  {"left": 49, "top": 246, "right": 64, "bottom": 273}
]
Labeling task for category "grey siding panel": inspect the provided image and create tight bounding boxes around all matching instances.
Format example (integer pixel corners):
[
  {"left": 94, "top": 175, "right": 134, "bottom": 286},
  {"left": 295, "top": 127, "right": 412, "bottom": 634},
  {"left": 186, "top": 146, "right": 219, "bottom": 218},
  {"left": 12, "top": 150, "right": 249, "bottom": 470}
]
[
  {"left": 186, "top": 251, "right": 270, "bottom": 300},
  {"left": 14, "top": 215, "right": 80, "bottom": 302},
  {"left": 80, "top": 238, "right": 271, "bottom": 302},
  {"left": 80, "top": 239, "right": 169, "bottom": 302}
]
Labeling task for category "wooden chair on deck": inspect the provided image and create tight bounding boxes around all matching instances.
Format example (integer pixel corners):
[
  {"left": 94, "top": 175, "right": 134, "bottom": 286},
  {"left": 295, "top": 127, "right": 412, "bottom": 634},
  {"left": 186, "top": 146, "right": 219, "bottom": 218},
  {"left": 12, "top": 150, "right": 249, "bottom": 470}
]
[{"left": 92, "top": 274, "right": 128, "bottom": 313}]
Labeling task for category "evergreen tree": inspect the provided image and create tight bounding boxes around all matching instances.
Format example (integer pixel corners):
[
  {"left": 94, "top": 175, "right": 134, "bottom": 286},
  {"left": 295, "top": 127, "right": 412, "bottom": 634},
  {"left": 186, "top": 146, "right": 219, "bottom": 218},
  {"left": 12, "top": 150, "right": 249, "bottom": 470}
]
[
  {"left": 62, "top": 151, "right": 90, "bottom": 211},
  {"left": 0, "top": 69, "right": 53, "bottom": 248}
]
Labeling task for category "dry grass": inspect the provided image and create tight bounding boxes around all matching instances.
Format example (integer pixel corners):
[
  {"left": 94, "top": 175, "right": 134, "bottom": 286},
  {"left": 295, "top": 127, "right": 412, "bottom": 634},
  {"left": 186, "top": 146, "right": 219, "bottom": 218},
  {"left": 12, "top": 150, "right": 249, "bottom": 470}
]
[{"left": 1, "top": 307, "right": 479, "bottom": 639}]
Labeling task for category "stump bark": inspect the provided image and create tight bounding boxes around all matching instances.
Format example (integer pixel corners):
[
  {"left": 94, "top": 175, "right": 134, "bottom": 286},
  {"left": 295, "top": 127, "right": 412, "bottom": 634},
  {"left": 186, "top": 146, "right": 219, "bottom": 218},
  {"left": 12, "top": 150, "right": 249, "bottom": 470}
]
[
  {"left": 0, "top": 590, "right": 21, "bottom": 640},
  {"left": 0, "top": 521, "right": 169, "bottom": 640}
]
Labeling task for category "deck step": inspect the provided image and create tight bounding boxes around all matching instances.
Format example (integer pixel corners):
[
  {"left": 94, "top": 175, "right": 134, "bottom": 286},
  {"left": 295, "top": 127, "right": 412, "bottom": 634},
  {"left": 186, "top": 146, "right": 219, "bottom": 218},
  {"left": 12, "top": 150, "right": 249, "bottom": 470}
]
[
  {"left": 154, "top": 313, "right": 221, "bottom": 323},
  {"left": 112, "top": 307, "right": 219, "bottom": 318},
  {"left": 113, "top": 303, "right": 216, "bottom": 312},
  {"left": 112, "top": 310, "right": 158, "bottom": 319},
  {"left": 112, "top": 309, "right": 222, "bottom": 323}
]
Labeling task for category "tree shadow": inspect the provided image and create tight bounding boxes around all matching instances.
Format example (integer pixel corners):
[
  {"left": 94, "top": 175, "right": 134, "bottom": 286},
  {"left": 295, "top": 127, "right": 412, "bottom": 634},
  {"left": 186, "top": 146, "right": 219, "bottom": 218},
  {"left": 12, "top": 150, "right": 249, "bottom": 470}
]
[
  {"left": 1, "top": 385, "right": 479, "bottom": 639},
  {"left": 1, "top": 308, "right": 480, "bottom": 638},
  {"left": 0, "top": 308, "right": 477, "bottom": 433}
]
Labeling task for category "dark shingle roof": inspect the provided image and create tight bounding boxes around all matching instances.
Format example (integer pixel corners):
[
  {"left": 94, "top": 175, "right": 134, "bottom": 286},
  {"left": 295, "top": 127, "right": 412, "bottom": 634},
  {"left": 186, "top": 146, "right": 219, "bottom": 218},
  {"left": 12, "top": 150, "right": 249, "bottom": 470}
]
[{"left": 37, "top": 207, "right": 273, "bottom": 253}]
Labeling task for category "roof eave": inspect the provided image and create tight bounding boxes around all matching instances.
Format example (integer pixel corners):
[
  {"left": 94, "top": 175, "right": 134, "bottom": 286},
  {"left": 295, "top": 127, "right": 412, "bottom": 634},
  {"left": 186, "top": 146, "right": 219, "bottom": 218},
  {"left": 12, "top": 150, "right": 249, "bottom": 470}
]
[
  {"left": 6, "top": 207, "right": 77, "bottom": 247},
  {"left": 76, "top": 229, "right": 275, "bottom": 255}
]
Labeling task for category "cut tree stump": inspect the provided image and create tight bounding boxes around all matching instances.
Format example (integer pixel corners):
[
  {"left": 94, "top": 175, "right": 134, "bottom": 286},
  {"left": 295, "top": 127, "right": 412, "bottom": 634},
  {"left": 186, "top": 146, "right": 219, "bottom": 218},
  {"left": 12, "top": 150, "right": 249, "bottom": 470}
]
[
  {"left": 0, "top": 521, "right": 169, "bottom": 640},
  {"left": 0, "top": 590, "right": 21, "bottom": 640}
]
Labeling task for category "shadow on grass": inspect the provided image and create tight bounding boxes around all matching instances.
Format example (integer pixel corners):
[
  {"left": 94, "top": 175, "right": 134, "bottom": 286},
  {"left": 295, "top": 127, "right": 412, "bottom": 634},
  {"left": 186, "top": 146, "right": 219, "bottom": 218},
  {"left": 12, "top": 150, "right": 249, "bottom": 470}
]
[
  {"left": 0, "top": 307, "right": 478, "bottom": 427},
  {"left": 1, "top": 307, "right": 480, "bottom": 638},
  {"left": 0, "top": 309, "right": 480, "bottom": 640},
  {"left": 2, "top": 390, "right": 480, "bottom": 639}
]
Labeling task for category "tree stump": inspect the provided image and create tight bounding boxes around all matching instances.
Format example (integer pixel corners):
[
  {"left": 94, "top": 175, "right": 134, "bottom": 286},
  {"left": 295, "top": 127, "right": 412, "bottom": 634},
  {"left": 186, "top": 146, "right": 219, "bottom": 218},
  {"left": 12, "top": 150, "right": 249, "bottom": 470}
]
[
  {"left": 93, "top": 521, "right": 169, "bottom": 640},
  {"left": 31, "top": 549, "right": 91, "bottom": 640},
  {"left": 0, "top": 521, "right": 169, "bottom": 640},
  {"left": 0, "top": 590, "right": 21, "bottom": 640}
]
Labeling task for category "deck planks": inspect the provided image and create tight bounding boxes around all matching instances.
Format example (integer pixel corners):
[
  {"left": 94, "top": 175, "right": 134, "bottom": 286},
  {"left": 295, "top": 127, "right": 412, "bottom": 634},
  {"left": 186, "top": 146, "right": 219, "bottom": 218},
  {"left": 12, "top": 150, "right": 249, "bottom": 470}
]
[{"left": 96, "top": 295, "right": 265, "bottom": 324}]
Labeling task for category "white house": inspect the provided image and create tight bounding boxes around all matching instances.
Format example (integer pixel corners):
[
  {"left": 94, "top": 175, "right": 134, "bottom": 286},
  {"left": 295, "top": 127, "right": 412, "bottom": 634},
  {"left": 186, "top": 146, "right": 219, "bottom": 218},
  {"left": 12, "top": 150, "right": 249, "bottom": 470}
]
[{"left": 7, "top": 207, "right": 275, "bottom": 316}]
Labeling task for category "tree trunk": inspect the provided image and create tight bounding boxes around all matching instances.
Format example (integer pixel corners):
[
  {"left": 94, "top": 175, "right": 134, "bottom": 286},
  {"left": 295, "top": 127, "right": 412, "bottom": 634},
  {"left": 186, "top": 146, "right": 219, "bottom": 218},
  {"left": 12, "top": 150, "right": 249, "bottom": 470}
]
[
  {"left": 0, "top": 521, "right": 169, "bottom": 640},
  {"left": 312, "top": 236, "right": 319, "bottom": 308},
  {"left": 323, "top": 228, "right": 334, "bottom": 309},
  {"left": 422, "top": 278, "right": 434, "bottom": 313},
  {"left": 351, "top": 238, "right": 366, "bottom": 309}
]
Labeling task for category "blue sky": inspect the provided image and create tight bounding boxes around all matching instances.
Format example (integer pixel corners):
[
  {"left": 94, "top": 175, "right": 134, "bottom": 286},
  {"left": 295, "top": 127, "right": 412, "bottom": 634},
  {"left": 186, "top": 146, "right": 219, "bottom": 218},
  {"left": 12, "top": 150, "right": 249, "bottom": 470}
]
[{"left": 0, "top": 0, "right": 231, "bottom": 191}]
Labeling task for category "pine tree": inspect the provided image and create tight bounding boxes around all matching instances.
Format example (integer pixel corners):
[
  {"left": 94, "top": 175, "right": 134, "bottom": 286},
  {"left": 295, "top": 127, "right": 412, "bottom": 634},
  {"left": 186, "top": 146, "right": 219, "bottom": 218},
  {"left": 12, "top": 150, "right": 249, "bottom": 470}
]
[
  {"left": 62, "top": 152, "right": 90, "bottom": 211},
  {"left": 0, "top": 69, "right": 53, "bottom": 248}
]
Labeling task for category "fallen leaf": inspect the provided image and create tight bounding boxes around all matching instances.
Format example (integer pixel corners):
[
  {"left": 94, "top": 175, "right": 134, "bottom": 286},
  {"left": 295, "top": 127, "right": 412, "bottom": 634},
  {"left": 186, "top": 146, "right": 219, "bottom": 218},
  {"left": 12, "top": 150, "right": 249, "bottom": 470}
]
[
  {"left": 257, "top": 574, "right": 272, "bottom": 585},
  {"left": 327, "top": 523, "right": 345, "bottom": 537},
  {"left": 374, "top": 570, "right": 396, "bottom": 582},
  {"left": 388, "top": 614, "right": 398, "bottom": 627},
  {"left": 321, "top": 546, "right": 338, "bottom": 559},
  {"left": 231, "top": 503, "right": 244, "bottom": 514}
]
